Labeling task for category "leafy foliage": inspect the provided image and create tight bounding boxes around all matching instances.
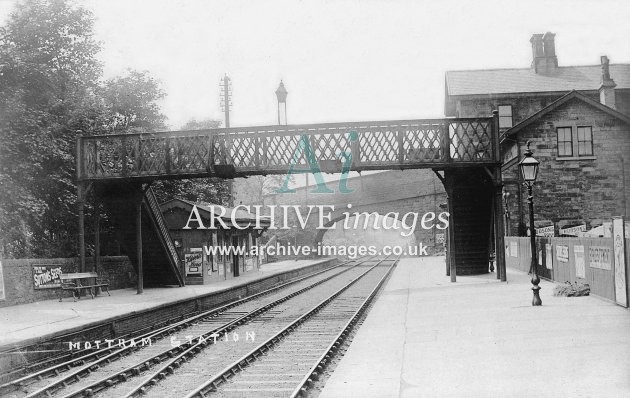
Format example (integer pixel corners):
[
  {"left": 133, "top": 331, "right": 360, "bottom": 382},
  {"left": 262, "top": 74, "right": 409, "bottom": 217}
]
[
  {"left": 234, "top": 175, "right": 290, "bottom": 206},
  {"left": 0, "top": 0, "right": 200, "bottom": 258},
  {"left": 0, "top": 0, "right": 103, "bottom": 257},
  {"left": 103, "top": 69, "right": 167, "bottom": 133}
]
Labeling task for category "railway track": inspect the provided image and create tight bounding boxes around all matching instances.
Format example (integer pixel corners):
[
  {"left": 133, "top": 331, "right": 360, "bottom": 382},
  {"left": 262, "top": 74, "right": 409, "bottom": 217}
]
[
  {"left": 0, "top": 257, "right": 377, "bottom": 398},
  {"left": 181, "top": 257, "right": 398, "bottom": 398}
]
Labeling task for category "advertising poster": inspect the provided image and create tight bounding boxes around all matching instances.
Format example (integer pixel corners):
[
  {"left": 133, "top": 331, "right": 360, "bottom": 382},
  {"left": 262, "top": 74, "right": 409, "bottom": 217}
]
[
  {"left": 545, "top": 244, "right": 553, "bottom": 270},
  {"left": 613, "top": 217, "right": 627, "bottom": 307},
  {"left": 556, "top": 245, "right": 569, "bottom": 263},
  {"left": 574, "top": 245, "right": 585, "bottom": 279},
  {"left": 510, "top": 241, "right": 518, "bottom": 258},
  {"left": 589, "top": 246, "right": 612, "bottom": 270},
  {"left": 185, "top": 250, "right": 203, "bottom": 276},
  {"left": 0, "top": 260, "right": 5, "bottom": 300},
  {"left": 32, "top": 264, "right": 63, "bottom": 289}
]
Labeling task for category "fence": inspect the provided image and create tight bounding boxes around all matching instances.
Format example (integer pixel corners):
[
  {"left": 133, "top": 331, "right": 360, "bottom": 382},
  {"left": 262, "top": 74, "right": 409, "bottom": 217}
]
[{"left": 505, "top": 236, "right": 630, "bottom": 304}]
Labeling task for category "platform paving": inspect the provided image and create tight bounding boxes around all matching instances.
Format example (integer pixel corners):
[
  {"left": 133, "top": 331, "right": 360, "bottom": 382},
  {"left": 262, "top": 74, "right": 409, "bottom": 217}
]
[
  {"left": 0, "top": 258, "right": 333, "bottom": 350},
  {"left": 319, "top": 256, "right": 630, "bottom": 398}
]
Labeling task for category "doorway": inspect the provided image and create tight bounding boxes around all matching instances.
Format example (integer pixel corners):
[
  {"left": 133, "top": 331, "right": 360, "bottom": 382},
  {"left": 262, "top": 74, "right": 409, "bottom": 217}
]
[{"left": 232, "top": 235, "right": 240, "bottom": 276}]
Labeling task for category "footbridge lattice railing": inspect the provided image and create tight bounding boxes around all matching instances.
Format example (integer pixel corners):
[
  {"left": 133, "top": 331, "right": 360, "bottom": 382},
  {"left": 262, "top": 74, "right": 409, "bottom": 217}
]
[{"left": 77, "top": 117, "right": 498, "bottom": 181}]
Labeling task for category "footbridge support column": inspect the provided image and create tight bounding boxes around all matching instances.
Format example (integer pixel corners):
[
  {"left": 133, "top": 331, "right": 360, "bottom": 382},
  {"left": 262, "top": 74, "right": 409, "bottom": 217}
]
[{"left": 443, "top": 168, "right": 495, "bottom": 276}]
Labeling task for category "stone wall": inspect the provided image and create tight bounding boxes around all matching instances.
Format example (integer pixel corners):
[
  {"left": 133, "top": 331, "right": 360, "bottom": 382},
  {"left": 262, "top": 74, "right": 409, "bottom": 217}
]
[
  {"left": 0, "top": 256, "right": 135, "bottom": 307},
  {"left": 501, "top": 97, "right": 630, "bottom": 235},
  {"left": 456, "top": 93, "right": 603, "bottom": 127}
]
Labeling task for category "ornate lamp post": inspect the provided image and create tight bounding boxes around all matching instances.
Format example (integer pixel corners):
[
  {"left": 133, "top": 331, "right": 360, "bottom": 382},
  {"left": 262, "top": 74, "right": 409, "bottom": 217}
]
[
  {"left": 275, "top": 80, "right": 288, "bottom": 125},
  {"left": 519, "top": 141, "right": 542, "bottom": 306}
]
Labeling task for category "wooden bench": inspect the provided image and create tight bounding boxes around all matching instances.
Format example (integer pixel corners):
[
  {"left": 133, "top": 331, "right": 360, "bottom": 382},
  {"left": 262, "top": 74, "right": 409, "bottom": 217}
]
[{"left": 58, "top": 272, "right": 110, "bottom": 302}]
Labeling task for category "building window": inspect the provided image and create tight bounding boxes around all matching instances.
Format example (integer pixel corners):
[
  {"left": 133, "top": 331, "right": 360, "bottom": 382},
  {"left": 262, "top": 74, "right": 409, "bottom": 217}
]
[
  {"left": 498, "top": 105, "right": 513, "bottom": 129},
  {"left": 556, "top": 125, "right": 594, "bottom": 158},
  {"left": 557, "top": 127, "right": 573, "bottom": 157},
  {"left": 577, "top": 126, "right": 593, "bottom": 156}
]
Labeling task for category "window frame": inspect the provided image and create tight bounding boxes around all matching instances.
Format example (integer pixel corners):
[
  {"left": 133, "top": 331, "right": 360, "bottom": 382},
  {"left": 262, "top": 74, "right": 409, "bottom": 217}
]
[
  {"left": 498, "top": 104, "right": 513, "bottom": 129},
  {"left": 554, "top": 124, "right": 596, "bottom": 160},
  {"left": 556, "top": 126, "right": 574, "bottom": 157},
  {"left": 576, "top": 126, "right": 593, "bottom": 156}
]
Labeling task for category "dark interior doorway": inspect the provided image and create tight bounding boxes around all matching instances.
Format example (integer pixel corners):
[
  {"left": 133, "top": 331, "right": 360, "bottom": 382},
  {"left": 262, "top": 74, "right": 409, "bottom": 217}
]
[{"left": 232, "top": 236, "right": 240, "bottom": 277}]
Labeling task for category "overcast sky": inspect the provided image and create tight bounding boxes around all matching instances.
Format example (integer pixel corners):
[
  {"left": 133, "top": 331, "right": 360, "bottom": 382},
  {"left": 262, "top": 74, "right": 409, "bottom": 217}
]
[{"left": 1, "top": 0, "right": 629, "bottom": 130}]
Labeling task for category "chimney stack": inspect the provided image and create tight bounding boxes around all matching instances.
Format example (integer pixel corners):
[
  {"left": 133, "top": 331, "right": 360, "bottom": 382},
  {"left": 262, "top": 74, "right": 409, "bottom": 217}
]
[
  {"left": 530, "top": 33, "right": 544, "bottom": 72},
  {"left": 599, "top": 55, "right": 616, "bottom": 109},
  {"left": 542, "top": 32, "right": 557, "bottom": 65},
  {"left": 531, "top": 32, "right": 558, "bottom": 74}
]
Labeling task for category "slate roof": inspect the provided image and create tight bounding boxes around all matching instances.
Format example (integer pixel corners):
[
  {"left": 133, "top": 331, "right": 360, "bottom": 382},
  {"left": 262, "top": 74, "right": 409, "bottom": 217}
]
[
  {"left": 446, "top": 64, "right": 630, "bottom": 97},
  {"left": 160, "top": 198, "right": 271, "bottom": 227}
]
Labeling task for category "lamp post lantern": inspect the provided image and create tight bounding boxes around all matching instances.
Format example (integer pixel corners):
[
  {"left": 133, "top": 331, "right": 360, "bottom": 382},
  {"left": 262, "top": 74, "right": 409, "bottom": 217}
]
[
  {"left": 519, "top": 141, "right": 542, "bottom": 306},
  {"left": 276, "top": 80, "right": 288, "bottom": 125}
]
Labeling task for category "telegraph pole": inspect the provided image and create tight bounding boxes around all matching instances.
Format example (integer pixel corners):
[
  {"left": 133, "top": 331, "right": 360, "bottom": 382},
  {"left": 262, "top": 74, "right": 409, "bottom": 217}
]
[
  {"left": 220, "top": 74, "right": 231, "bottom": 129},
  {"left": 220, "top": 74, "right": 234, "bottom": 207}
]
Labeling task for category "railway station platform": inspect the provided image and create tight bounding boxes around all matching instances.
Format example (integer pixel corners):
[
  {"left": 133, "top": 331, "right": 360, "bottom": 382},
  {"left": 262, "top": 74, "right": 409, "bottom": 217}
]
[
  {"left": 319, "top": 256, "right": 630, "bottom": 398},
  {"left": 0, "top": 258, "right": 335, "bottom": 353}
]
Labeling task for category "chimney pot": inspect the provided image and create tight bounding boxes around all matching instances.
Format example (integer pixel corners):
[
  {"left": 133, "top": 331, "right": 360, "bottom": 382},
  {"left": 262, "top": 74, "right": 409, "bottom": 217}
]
[
  {"left": 600, "top": 55, "right": 611, "bottom": 81},
  {"left": 530, "top": 34, "right": 544, "bottom": 57},
  {"left": 542, "top": 32, "right": 556, "bottom": 57},
  {"left": 531, "top": 33, "right": 557, "bottom": 74},
  {"left": 599, "top": 55, "right": 616, "bottom": 109}
]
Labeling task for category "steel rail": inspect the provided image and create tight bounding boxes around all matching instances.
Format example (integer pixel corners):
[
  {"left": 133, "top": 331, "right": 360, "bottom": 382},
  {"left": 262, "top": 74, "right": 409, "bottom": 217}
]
[
  {"left": 181, "top": 256, "right": 395, "bottom": 398},
  {"left": 290, "top": 256, "right": 400, "bottom": 397},
  {"left": 43, "top": 257, "right": 375, "bottom": 398},
  {"left": 13, "top": 257, "right": 359, "bottom": 398}
]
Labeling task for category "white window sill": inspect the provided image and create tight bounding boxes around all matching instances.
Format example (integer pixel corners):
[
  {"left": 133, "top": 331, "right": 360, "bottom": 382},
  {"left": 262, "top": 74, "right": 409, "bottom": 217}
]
[{"left": 555, "top": 156, "right": 596, "bottom": 161}]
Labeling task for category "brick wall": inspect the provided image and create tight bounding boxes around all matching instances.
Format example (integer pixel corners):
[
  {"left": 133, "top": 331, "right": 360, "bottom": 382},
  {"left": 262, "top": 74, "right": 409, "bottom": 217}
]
[
  {"left": 0, "top": 256, "right": 135, "bottom": 307},
  {"left": 502, "top": 97, "right": 630, "bottom": 235}
]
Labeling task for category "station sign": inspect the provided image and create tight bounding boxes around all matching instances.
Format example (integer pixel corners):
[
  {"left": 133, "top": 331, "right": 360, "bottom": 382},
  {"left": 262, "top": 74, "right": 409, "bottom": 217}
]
[
  {"left": 559, "top": 224, "right": 586, "bottom": 236},
  {"left": 535, "top": 225, "right": 554, "bottom": 237}
]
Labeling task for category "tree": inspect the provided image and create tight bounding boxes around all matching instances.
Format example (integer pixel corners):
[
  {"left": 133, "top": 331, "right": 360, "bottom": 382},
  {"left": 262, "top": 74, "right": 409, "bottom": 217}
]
[
  {"left": 181, "top": 118, "right": 221, "bottom": 131},
  {"left": 233, "top": 175, "right": 289, "bottom": 207},
  {"left": 0, "top": 0, "right": 227, "bottom": 257},
  {"left": 0, "top": 0, "right": 103, "bottom": 257},
  {"left": 151, "top": 118, "right": 232, "bottom": 206},
  {"left": 103, "top": 69, "right": 167, "bottom": 133}
]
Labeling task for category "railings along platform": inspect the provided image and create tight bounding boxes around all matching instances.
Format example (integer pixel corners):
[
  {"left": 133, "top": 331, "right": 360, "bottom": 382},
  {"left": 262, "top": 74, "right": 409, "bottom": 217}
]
[{"left": 77, "top": 118, "right": 497, "bottom": 181}]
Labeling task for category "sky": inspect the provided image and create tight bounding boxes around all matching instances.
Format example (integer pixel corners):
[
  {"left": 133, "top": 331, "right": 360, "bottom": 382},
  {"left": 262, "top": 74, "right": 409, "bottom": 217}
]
[{"left": 0, "top": 0, "right": 629, "bottom": 130}]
